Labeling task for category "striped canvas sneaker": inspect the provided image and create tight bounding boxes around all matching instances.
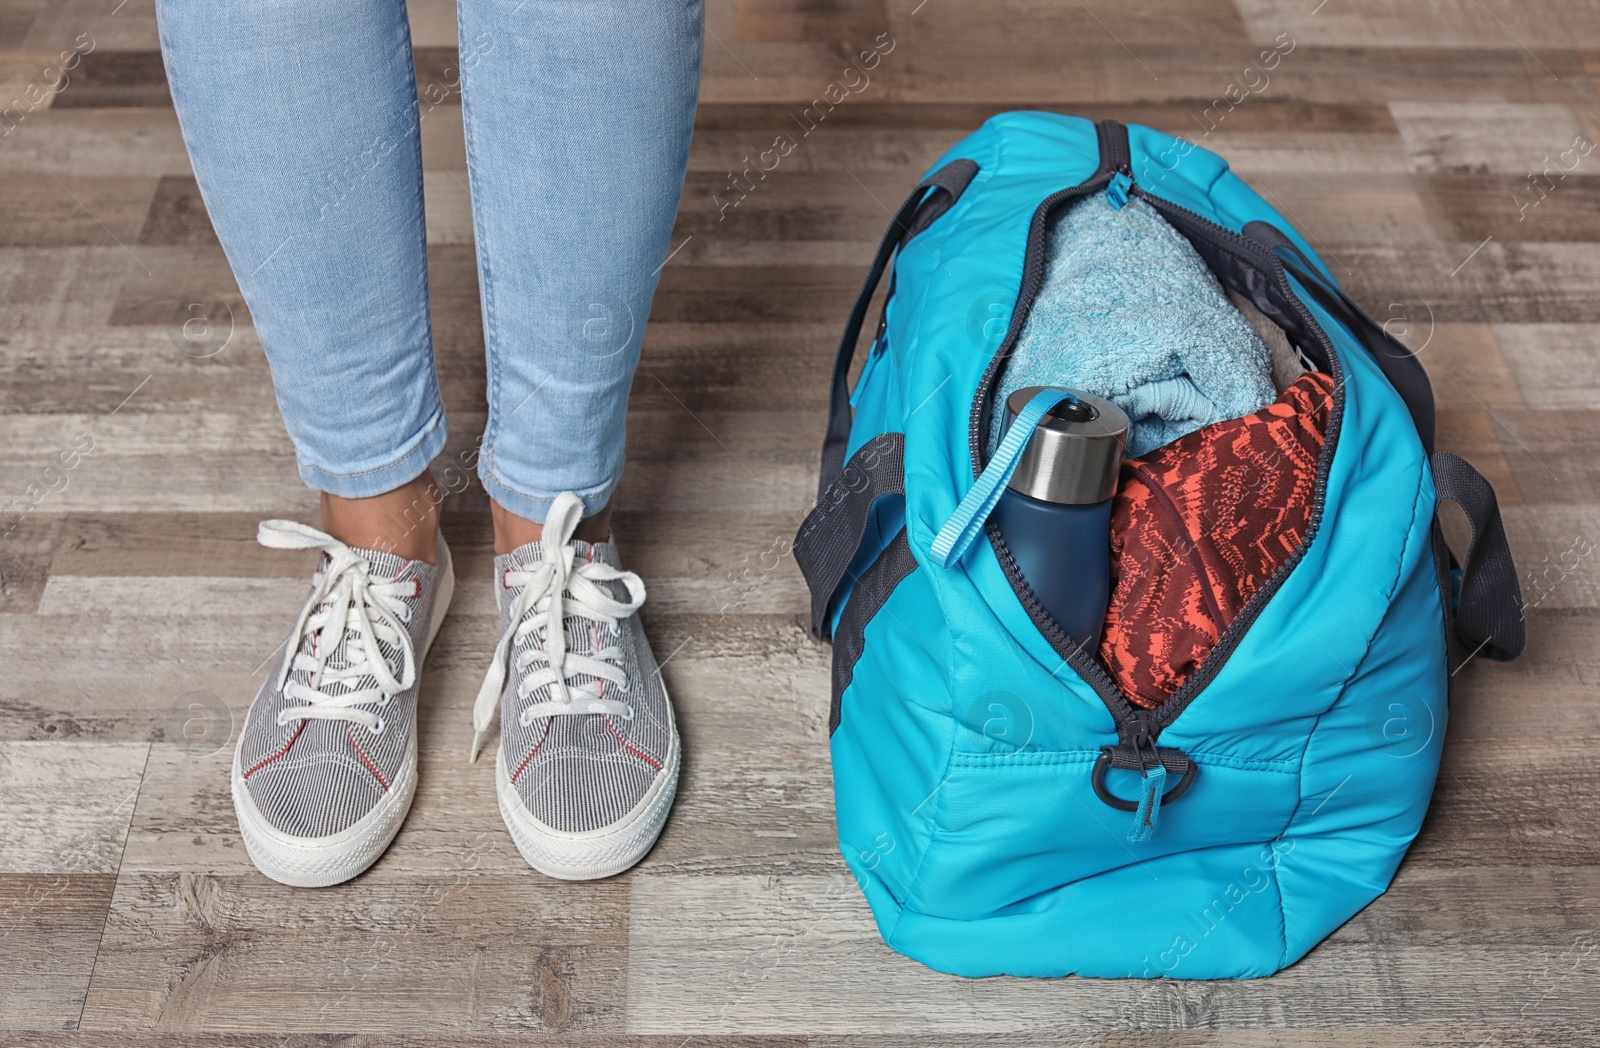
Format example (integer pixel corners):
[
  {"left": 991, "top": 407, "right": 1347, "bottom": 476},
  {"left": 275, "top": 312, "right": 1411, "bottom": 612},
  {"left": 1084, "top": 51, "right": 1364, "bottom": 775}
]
[
  {"left": 470, "top": 492, "right": 679, "bottom": 880},
  {"left": 232, "top": 521, "right": 453, "bottom": 887}
]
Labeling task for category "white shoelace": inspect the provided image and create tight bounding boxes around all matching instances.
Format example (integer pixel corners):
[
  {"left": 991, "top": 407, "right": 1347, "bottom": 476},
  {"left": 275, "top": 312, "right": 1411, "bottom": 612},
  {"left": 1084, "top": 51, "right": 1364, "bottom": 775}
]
[
  {"left": 469, "top": 492, "right": 645, "bottom": 763},
  {"left": 259, "top": 520, "right": 418, "bottom": 735}
]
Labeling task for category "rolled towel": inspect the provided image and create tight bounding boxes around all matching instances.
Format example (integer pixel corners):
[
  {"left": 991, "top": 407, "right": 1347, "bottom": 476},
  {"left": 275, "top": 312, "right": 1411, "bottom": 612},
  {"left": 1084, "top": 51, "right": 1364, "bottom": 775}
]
[{"left": 987, "top": 193, "right": 1277, "bottom": 458}]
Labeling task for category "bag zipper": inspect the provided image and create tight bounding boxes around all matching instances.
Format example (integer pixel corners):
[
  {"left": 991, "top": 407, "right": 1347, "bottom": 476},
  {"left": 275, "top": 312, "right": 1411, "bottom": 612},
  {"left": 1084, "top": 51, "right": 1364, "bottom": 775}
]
[
  {"left": 967, "top": 120, "right": 1346, "bottom": 755},
  {"left": 1095, "top": 117, "right": 1132, "bottom": 175}
]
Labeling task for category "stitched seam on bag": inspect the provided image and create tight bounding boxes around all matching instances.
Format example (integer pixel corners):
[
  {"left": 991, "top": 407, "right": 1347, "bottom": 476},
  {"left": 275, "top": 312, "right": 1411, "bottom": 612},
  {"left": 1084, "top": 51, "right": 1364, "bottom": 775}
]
[
  {"left": 895, "top": 166, "right": 977, "bottom": 544},
  {"left": 1169, "top": 750, "right": 1297, "bottom": 771},
  {"left": 893, "top": 729, "right": 954, "bottom": 928},
  {"left": 948, "top": 750, "right": 1098, "bottom": 769},
  {"left": 1204, "top": 160, "right": 1233, "bottom": 198},
  {"left": 1267, "top": 839, "right": 1288, "bottom": 973},
  {"left": 892, "top": 568, "right": 967, "bottom": 929},
  {"left": 859, "top": 564, "right": 951, "bottom": 940},
  {"left": 949, "top": 749, "right": 1297, "bottom": 772}
]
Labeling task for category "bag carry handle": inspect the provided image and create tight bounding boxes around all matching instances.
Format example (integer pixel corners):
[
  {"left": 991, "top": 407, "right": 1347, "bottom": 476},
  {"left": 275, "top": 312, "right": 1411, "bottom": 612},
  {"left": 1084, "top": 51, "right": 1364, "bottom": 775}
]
[
  {"left": 794, "top": 432, "right": 906, "bottom": 641},
  {"left": 1244, "top": 220, "right": 1436, "bottom": 456},
  {"left": 1433, "top": 452, "right": 1526, "bottom": 661},
  {"left": 817, "top": 158, "right": 979, "bottom": 502},
  {"left": 1243, "top": 221, "right": 1523, "bottom": 661}
]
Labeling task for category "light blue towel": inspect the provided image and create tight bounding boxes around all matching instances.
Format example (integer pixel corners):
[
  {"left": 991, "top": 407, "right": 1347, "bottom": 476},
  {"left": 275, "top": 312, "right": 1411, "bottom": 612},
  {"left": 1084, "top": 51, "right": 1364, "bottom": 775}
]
[{"left": 987, "top": 193, "right": 1276, "bottom": 458}]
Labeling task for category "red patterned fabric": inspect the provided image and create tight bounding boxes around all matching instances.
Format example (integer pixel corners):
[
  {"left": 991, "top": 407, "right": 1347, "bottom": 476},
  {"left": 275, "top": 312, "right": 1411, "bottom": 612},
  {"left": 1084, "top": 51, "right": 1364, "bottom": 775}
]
[{"left": 1099, "top": 372, "right": 1336, "bottom": 709}]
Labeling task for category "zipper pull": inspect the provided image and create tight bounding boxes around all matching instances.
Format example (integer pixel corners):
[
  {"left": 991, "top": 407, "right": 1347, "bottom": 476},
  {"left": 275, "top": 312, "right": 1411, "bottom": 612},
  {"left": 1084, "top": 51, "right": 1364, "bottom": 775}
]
[
  {"left": 1123, "top": 710, "right": 1155, "bottom": 751},
  {"left": 1124, "top": 712, "right": 1162, "bottom": 842},
  {"left": 1105, "top": 171, "right": 1133, "bottom": 210},
  {"left": 1092, "top": 718, "right": 1196, "bottom": 836},
  {"left": 1128, "top": 761, "right": 1166, "bottom": 843}
]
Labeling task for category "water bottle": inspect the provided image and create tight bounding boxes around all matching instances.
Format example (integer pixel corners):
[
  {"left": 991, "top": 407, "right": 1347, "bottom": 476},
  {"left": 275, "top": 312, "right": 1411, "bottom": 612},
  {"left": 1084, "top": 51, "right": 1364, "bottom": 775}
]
[{"left": 991, "top": 386, "right": 1129, "bottom": 652}]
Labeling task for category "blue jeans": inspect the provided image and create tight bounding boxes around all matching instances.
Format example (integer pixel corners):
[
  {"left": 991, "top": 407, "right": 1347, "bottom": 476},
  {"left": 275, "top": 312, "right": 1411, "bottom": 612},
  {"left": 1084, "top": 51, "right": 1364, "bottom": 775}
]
[{"left": 155, "top": 0, "right": 703, "bottom": 522}]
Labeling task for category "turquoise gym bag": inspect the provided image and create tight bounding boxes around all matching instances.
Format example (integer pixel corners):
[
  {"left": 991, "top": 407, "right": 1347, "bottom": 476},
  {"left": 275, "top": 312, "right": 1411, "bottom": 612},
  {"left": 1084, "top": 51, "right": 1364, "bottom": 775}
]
[{"left": 792, "top": 113, "right": 1527, "bottom": 979}]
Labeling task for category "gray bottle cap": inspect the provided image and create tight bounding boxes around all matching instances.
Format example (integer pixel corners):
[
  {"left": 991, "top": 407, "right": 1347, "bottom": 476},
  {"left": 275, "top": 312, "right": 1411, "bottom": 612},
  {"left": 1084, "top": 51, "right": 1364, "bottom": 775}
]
[{"left": 1003, "top": 386, "right": 1129, "bottom": 505}]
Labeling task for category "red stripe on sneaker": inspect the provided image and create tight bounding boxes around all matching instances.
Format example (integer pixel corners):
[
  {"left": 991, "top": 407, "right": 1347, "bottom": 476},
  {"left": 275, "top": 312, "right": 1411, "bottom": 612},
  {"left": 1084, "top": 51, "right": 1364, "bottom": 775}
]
[
  {"left": 511, "top": 719, "right": 554, "bottom": 784},
  {"left": 242, "top": 720, "right": 306, "bottom": 779},
  {"left": 605, "top": 716, "right": 662, "bottom": 771},
  {"left": 348, "top": 727, "right": 390, "bottom": 790}
]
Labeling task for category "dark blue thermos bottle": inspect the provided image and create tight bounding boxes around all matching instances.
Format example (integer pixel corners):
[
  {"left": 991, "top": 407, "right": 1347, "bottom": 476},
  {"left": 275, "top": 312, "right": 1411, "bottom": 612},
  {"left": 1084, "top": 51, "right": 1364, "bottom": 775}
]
[{"left": 990, "top": 386, "right": 1129, "bottom": 652}]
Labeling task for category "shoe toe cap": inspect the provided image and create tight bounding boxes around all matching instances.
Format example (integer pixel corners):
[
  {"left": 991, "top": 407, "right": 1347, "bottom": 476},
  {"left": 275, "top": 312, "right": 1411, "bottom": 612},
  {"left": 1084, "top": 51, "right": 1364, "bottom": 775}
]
[{"left": 244, "top": 756, "right": 389, "bottom": 839}]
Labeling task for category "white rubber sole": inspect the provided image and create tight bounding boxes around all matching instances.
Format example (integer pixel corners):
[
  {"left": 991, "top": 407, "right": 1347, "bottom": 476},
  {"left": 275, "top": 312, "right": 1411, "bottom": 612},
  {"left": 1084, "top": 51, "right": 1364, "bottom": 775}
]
[
  {"left": 495, "top": 703, "right": 681, "bottom": 881},
  {"left": 232, "top": 547, "right": 455, "bottom": 888}
]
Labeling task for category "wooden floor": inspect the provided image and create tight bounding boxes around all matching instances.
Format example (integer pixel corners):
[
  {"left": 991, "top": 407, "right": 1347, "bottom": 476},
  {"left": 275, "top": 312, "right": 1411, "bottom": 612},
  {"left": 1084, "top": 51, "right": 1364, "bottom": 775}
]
[{"left": 3, "top": 0, "right": 1600, "bottom": 1042}]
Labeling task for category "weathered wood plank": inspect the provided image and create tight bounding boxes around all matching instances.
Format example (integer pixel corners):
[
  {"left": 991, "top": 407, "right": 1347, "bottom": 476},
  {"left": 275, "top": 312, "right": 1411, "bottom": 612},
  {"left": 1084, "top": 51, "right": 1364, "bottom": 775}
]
[
  {"left": 0, "top": 1036, "right": 801, "bottom": 1047},
  {"left": 1235, "top": 0, "right": 1600, "bottom": 49},
  {"left": 47, "top": 49, "right": 168, "bottom": 108},
  {"left": 0, "top": 111, "right": 188, "bottom": 178},
  {"left": 1229, "top": 170, "right": 1434, "bottom": 244},
  {"left": 0, "top": 873, "right": 119, "bottom": 1031},
  {"left": 0, "top": 513, "right": 58, "bottom": 613},
  {"left": 1417, "top": 173, "right": 1600, "bottom": 242},
  {"left": 77, "top": 871, "right": 631, "bottom": 1034},
  {"left": 895, "top": 0, "right": 1250, "bottom": 44},
  {"left": 0, "top": 741, "right": 147, "bottom": 874},
  {"left": 692, "top": 101, "right": 1399, "bottom": 135},
  {"left": 0, "top": 448, "right": 814, "bottom": 516},
  {"left": 0, "top": 174, "right": 155, "bottom": 248},
  {"left": 702, "top": 40, "right": 1595, "bottom": 106},
  {"left": 20, "top": 0, "right": 156, "bottom": 52},
  {"left": 624, "top": 869, "right": 1600, "bottom": 1033},
  {"left": 1337, "top": 242, "right": 1600, "bottom": 325},
  {"left": 1390, "top": 103, "right": 1593, "bottom": 175},
  {"left": 1494, "top": 323, "right": 1600, "bottom": 409}
]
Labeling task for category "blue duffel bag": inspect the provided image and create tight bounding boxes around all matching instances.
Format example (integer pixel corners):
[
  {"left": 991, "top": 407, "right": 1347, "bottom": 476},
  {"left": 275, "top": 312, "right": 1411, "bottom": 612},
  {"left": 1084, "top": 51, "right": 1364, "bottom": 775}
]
[{"left": 792, "top": 112, "right": 1526, "bottom": 979}]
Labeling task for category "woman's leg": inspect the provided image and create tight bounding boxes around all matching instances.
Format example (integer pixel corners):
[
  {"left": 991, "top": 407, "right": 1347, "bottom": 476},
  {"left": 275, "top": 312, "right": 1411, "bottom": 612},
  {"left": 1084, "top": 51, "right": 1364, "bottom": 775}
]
[
  {"left": 461, "top": 0, "right": 702, "bottom": 879},
  {"left": 456, "top": 0, "right": 704, "bottom": 548},
  {"left": 157, "top": 0, "right": 455, "bottom": 888},
  {"left": 155, "top": 0, "right": 446, "bottom": 561}
]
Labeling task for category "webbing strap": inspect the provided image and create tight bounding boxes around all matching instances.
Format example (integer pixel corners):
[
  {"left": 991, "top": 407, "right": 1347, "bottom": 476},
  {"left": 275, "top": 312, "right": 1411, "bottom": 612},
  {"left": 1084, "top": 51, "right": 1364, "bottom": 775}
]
[
  {"left": 929, "top": 389, "right": 1077, "bottom": 567},
  {"left": 1245, "top": 220, "right": 1436, "bottom": 456},
  {"left": 1432, "top": 452, "right": 1526, "bottom": 661},
  {"left": 829, "top": 528, "right": 918, "bottom": 733},
  {"left": 817, "top": 158, "right": 979, "bottom": 501},
  {"left": 1245, "top": 220, "right": 1523, "bottom": 662},
  {"left": 793, "top": 432, "right": 905, "bottom": 641}
]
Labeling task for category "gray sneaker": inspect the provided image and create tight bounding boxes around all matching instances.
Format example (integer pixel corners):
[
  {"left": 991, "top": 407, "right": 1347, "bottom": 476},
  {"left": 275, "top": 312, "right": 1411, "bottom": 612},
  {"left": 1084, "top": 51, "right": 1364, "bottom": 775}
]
[
  {"left": 470, "top": 492, "right": 679, "bottom": 880},
  {"left": 232, "top": 521, "right": 453, "bottom": 887}
]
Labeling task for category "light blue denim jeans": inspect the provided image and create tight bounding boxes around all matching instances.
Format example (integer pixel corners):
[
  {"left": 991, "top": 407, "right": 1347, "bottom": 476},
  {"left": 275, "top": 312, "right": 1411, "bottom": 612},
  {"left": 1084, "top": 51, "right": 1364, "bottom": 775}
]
[{"left": 154, "top": 0, "right": 703, "bottom": 522}]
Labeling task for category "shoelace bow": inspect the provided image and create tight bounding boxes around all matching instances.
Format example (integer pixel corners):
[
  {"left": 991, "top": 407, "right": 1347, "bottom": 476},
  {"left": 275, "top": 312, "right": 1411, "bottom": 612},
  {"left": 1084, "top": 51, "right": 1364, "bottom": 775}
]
[
  {"left": 258, "top": 520, "right": 418, "bottom": 735},
  {"left": 469, "top": 492, "right": 645, "bottom": 763}
]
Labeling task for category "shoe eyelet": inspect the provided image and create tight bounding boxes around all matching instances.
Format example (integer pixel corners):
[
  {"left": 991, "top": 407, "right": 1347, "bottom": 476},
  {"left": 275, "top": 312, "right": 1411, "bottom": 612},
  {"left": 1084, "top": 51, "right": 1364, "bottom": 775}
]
[{"left": 369, "top": 716, "right": 386, "bottom": 736}]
